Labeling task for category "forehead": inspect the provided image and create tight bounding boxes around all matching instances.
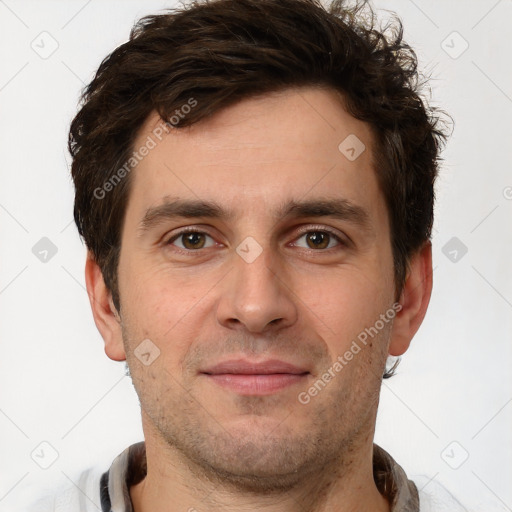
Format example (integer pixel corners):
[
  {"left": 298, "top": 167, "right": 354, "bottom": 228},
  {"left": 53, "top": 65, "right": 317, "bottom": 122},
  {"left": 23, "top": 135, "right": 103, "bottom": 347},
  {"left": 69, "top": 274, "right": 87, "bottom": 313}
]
[{"left": 125, "top": 87, "right": 385, "bottom": 227}]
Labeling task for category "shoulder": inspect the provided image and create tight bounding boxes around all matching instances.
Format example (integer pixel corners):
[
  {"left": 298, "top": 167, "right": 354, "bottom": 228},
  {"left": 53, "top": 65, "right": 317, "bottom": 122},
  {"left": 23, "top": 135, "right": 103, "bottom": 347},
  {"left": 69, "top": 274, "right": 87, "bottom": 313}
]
[
  {"left": 26, "top": 466, "right": 105, "bottom": 512},
  {"left": 413, "top": 475, "right": 468, "bottom": 512}
]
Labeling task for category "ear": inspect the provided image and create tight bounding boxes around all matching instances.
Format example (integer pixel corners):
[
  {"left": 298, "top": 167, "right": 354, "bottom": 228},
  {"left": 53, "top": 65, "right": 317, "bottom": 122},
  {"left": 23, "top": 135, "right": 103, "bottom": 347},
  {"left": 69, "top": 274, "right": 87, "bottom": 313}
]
[
  {"left": 84, "top": 251, "right": 126, "bottom": 361},
  {"left": 389, "top": 241, "right": 433, "bottom": 356}
]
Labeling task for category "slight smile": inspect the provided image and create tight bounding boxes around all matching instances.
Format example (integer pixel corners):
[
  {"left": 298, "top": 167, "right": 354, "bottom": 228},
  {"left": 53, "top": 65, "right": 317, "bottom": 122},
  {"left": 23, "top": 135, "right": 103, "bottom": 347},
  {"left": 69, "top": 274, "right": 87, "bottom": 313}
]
[{"left": 201, "top": 358, "right": 310, "bottom": 395}]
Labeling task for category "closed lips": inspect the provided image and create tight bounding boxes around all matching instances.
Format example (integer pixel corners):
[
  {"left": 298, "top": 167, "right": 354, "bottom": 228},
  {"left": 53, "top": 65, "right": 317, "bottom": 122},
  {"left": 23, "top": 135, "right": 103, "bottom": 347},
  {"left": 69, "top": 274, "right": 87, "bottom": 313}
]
[{"left": 201, "top": 359, "right": 309, "bottom": 375}]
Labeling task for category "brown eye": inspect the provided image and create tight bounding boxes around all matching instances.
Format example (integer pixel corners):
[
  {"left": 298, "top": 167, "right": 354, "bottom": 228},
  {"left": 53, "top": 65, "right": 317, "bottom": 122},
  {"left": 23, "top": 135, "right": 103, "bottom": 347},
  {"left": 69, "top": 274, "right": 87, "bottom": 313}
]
[
  {"left": 168, "top": 231, "right": 214, "bottom": 250},
  {"left": 294, "top": 230, "right": 342, "bottom": 250},
  {"left": 306, "top": 232, "right": 330, "bottom": 249}
]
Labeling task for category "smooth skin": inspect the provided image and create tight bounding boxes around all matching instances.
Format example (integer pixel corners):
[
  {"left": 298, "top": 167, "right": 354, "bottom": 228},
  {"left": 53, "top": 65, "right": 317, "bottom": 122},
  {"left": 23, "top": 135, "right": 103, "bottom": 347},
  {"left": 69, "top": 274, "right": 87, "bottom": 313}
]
[{"left": 86, "top": 86, "right": 432, "bottom": 512}]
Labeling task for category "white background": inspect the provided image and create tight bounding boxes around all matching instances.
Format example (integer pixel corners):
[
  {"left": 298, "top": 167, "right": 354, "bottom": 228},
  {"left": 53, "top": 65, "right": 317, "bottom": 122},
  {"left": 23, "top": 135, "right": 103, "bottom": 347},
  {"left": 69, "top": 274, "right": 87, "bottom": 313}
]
[{"left": 0, "top": 1, "right": 511, "bottom": 511}]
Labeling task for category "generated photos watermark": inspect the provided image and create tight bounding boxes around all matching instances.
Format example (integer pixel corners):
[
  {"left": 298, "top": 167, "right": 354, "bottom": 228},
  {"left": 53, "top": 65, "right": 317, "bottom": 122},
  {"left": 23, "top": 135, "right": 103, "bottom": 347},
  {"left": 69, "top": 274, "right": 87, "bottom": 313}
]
[{"left": 297, "top": 302, "right": 402, "bottom": 404}]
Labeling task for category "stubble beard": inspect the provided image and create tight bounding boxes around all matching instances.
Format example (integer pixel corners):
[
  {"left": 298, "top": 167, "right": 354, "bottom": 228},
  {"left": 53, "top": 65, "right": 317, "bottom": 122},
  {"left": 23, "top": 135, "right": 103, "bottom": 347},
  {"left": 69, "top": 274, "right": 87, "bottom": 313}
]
[{"left": 122, "top": 331, "right": 389, "bottom": 496}]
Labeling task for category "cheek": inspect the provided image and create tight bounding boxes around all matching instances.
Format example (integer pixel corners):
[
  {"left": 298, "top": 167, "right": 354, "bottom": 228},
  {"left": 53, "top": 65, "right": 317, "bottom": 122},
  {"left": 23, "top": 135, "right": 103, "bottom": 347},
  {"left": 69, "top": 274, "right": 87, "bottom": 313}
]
[
  {"left": 120, "top": 270, "right": 217, "bottom": 366},
  {"left": 121, "top": 253, "right": 201, "bottom": 324},
  {"left": 295, "top": 269, "right": 391, "bottom": 341}
]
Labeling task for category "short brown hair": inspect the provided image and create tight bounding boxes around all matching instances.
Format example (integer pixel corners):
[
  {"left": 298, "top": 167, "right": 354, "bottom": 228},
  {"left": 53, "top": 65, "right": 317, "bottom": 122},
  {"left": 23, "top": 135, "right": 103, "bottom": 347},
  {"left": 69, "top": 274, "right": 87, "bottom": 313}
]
[{"left": 70, "top": 0, "right": 450, "bottom": 312}]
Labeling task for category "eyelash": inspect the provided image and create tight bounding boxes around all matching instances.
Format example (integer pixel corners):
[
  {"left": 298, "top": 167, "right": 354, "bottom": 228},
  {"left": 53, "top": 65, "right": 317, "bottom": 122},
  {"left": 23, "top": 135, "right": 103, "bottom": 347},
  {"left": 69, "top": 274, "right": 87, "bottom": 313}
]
[{"left": 164, "top": 226, "right": 348, "bottom": 254}]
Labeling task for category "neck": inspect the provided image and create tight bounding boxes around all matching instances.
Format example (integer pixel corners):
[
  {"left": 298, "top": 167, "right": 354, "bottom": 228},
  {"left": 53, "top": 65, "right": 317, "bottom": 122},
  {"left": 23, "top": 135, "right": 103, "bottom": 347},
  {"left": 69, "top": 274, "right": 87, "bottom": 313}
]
[{"left": 130, "top": 418, "right": 390, "bottom": 512}]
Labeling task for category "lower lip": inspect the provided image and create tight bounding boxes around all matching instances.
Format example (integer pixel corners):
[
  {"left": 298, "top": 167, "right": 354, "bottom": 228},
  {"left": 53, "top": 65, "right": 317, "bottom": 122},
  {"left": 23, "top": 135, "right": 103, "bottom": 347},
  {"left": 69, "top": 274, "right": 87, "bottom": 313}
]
[{"left": 204, "top": 373, "right": 308, "bottom": 395}]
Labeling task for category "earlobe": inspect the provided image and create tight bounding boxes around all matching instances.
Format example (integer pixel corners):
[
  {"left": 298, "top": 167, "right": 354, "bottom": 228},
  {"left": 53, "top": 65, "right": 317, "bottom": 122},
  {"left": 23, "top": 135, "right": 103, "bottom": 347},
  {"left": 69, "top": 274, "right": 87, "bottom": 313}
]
[
  {"left": 84, "top": 252, "right": 126, "bottom": 361},
  {"left": 388, "top": 241, "right": 433, "bottom": 356}
]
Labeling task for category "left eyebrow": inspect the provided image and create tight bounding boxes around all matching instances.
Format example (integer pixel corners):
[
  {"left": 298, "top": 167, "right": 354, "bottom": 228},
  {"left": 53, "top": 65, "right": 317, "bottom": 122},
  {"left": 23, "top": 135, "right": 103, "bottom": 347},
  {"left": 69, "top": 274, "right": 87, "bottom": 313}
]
[
  {"left": 279, "top": 198, "right": 372, "bottom": 233},
  {"left": 137, "top": 196, "right": 373, "bottom": 235}
]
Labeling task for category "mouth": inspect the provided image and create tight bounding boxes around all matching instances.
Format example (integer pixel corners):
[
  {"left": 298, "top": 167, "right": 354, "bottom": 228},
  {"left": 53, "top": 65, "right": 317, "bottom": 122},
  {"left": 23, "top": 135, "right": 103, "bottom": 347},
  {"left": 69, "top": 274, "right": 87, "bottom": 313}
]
[{"left": 200, "top": 359, "right": 310, "bottom": 396}]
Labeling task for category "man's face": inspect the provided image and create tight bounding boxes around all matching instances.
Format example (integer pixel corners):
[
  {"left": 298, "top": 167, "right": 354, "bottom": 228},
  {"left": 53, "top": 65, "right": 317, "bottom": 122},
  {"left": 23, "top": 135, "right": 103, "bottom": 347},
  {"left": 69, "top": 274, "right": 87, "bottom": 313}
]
[{"left": 114, "top": 87, "right": 397, "bottom": 489}]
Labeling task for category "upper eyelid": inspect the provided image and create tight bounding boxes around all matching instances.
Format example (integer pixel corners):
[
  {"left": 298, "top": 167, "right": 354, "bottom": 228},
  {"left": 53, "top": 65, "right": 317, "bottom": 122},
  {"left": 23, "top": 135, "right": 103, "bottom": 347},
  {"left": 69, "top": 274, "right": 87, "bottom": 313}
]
[
  {"left": 293, "top": 224, "right": 346, "bottom": 239},
  {"left": 167, "top": 227, "right": 215, "bottom": 238}
]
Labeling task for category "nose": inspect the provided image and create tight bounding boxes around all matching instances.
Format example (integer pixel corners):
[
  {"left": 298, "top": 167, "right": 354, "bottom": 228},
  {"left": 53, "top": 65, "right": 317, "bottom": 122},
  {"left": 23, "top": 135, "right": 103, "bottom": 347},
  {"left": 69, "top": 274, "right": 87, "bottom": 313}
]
[{"left": 216, "top": 245, "right": 298, "bottom": 334}]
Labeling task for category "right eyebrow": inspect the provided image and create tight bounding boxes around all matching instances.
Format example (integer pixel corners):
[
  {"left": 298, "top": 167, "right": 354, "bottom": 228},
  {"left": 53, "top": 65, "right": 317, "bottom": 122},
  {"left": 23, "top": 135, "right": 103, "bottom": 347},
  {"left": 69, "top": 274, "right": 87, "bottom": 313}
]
[{"left": 138, "top": 197, "right": 235, "bottom": 235}]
